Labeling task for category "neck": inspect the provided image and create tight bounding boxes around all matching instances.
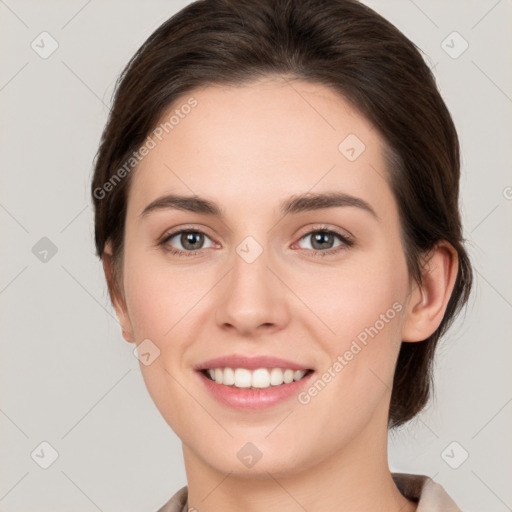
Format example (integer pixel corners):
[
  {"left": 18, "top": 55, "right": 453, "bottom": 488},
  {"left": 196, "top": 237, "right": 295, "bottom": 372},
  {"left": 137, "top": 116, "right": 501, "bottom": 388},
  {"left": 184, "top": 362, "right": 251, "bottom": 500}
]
[{"left": 182, "top": 402, "right": 417, "bottom": 512}]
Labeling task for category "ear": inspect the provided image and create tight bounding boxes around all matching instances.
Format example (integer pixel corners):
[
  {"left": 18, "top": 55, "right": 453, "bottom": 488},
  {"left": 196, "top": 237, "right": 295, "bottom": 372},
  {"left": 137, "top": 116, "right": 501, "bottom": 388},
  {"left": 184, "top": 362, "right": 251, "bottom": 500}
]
[
  {"left": 401, "top": 241, "right": 459, "bottom": 343},
  {"left": 102, "top": 241, "right": 135, "bottom": 343}
]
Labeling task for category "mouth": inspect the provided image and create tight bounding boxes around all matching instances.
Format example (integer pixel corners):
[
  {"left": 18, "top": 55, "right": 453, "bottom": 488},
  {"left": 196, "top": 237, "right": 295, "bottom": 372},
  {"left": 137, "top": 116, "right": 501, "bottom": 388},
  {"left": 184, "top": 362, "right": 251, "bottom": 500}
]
[
  {"left": 200, "top": 367, "right": 315, "bottom": 389},
  {"left": 194, "top": 354, "right": 315, "bottom": 409}
]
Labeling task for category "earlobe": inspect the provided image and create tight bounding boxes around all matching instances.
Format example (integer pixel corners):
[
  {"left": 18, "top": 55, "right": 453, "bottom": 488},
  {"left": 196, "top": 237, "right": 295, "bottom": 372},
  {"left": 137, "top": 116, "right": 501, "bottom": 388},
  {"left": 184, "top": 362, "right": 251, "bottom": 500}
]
[
  {"left": 102, "top": 242, "right": 135, "bottom": 344},
  {"left": 401, "top": 241, "right": 459, "bottom": 343},
  {"left": 121, "top": 329, "right": 134, "bottom": 343}
]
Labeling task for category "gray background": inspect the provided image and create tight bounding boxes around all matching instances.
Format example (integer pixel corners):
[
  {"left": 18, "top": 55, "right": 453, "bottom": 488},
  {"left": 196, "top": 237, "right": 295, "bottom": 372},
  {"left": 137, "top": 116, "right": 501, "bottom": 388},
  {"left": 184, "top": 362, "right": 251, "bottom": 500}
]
[{"left": 0, "top": 0, "right": 511, "bottom": 510}]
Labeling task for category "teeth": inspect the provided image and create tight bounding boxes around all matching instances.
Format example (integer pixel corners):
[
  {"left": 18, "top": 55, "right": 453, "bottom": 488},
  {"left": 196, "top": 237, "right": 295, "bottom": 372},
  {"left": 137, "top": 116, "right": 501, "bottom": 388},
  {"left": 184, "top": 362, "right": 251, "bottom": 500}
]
[
  {"left": 283, "top": 369, "right": 294, "bottom": 384},
  {"left": 223, "top": 367, "right": 235, "bottom": 385},
  {"left": 270, "top": 368, "right": 284, "bottom": 385},
  {"left": 205, "top": 367, "right": 309, "bottom": 389},
  {"left": 251, "top": 368, "right": 269, "bottom": 388},
  {"left": 234, "top": 368, "right": 252, "bottom": 388}
]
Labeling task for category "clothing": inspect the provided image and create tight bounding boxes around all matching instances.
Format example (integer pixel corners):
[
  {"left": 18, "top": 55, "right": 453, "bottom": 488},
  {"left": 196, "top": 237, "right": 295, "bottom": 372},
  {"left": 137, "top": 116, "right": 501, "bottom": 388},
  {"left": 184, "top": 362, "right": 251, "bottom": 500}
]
[{"left": 156, "top": 472, "right": 462, "bottom": 511}]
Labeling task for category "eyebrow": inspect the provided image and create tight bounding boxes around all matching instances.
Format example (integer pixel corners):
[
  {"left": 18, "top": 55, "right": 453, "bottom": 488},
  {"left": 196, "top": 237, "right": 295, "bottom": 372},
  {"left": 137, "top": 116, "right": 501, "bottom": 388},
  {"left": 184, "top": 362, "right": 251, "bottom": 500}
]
[{"left": 139, "top": 191, "right": 379, "bottom": 221}]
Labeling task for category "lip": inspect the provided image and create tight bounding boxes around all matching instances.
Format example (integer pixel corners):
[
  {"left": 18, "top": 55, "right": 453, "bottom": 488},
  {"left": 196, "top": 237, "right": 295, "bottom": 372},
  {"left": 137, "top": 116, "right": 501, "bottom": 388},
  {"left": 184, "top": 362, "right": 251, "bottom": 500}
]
[
  {"left": 197, "top": 369, "right": 315, "bottom": 411},
  {"left": 195, "top": 354, "right": 312, "bottom": 371}
]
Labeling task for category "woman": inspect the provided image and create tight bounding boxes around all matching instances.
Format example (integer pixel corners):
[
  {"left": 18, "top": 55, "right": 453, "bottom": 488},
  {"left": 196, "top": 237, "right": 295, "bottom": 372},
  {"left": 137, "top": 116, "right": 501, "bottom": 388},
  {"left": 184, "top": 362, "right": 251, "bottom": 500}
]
[{"left": 91, "top": 0, "right": 473, "bottom": 510}]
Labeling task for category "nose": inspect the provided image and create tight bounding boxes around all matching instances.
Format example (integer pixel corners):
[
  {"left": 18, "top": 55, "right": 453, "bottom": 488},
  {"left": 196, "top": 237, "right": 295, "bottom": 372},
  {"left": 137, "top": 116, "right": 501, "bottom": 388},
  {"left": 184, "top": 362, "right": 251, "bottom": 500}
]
[{"left": 214, "top": 244, "right": 291, "bottom": 337}]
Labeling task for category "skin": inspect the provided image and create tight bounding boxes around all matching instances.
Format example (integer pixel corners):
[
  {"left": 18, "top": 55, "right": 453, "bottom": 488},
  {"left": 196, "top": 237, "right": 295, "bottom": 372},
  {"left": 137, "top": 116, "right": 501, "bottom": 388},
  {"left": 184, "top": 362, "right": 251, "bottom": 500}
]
[{"left": 103, "top": 76, "right": 458, "bottom": 512}]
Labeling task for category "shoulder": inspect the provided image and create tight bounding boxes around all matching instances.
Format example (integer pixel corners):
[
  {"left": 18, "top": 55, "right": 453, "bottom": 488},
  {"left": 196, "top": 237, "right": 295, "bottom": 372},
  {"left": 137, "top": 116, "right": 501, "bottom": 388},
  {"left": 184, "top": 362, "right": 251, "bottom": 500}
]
[
  {"left": 155, "top": 485, "right": 188, "bottom": 512},
  {"left": 392, "top": 472, "right": 462, "bottom": 511},
  {"left": 157, "top": 477, "right": 464, "bottom": 512}
]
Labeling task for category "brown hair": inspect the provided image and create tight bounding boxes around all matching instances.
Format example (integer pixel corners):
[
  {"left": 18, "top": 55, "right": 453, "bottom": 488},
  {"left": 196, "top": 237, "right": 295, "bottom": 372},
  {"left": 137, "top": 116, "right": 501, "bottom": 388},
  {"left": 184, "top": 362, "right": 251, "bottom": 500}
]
[{"left": 91, "top": 0, "right": 473, "bottom": 428}]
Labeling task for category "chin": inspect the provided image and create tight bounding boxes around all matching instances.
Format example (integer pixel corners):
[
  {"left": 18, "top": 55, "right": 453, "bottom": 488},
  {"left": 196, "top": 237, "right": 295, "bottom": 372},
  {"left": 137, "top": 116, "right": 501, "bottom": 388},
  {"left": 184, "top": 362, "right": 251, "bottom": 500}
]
[
  {"left": 209, "top": 456, "right": 300, "bottom": 479},
  {"left": 193, "top": 439, "right": 315, "bottom": 479}
]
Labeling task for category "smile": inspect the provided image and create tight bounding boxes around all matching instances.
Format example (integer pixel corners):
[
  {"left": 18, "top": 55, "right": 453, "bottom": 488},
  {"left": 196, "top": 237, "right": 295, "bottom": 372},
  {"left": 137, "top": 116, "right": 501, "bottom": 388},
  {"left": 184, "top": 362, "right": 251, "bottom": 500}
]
[{"left": 202, "top": 367, "right": 313, "bottom": 389}]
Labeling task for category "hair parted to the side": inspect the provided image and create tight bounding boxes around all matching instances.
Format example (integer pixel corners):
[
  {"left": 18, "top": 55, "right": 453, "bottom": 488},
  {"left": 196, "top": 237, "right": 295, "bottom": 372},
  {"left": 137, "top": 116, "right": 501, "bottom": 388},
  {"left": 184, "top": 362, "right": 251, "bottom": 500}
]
[{"left": 91, "top": 0, "right": 473, "bottom": 428}]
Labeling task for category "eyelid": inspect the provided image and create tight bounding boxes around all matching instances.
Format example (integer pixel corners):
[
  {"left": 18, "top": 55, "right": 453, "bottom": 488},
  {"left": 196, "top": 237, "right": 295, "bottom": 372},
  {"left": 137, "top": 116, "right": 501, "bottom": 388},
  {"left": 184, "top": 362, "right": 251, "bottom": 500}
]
[
  {"left": 159, "top": 226, "right": 216, "bottom": 252},
  {"left": 293, "top": 225, "right": 355, "bottom": 255},
  {"left": 295, "top": 224, "right": 354, "bottom": 243},
  {"left": 159, "top": 224, "right": 215, "bottom": 243}
]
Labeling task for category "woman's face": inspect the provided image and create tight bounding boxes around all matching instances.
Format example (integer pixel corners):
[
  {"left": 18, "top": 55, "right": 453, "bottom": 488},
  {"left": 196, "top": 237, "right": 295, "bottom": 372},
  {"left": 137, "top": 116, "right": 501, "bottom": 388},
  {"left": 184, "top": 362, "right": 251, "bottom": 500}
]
[{"left": 114, "top": 77, "right": 414, "bottom": 476}]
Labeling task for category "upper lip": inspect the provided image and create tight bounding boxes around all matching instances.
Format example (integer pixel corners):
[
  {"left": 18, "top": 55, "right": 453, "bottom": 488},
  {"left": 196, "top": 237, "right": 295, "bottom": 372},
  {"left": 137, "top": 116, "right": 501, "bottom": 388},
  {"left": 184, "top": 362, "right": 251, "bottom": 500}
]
[{"left": 195, "top": 354, "right": 313, "bottom": 371}]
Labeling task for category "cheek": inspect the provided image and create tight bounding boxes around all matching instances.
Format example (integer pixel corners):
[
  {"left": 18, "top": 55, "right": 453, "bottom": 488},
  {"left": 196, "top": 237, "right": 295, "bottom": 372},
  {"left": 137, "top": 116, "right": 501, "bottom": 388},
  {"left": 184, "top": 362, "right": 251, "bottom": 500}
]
[
  {"left": 293, "top": 245, "right": 408, "bottom": 416},
  {"left": 122, "top": 249, "right": 200, "bottom": 433},
  {"left": 292, "top": 248, "right": 408, "bottom": 346},
  {"left": 122, "top": 246, "right": 201, "bottom": 340}
]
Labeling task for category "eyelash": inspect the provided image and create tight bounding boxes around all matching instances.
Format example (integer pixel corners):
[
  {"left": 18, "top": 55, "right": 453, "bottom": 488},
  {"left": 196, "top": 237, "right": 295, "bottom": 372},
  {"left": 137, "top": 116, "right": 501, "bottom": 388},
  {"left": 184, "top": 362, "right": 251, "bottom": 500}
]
[{"left": 159, "top": 226, "right": 354, "bottom": 258}]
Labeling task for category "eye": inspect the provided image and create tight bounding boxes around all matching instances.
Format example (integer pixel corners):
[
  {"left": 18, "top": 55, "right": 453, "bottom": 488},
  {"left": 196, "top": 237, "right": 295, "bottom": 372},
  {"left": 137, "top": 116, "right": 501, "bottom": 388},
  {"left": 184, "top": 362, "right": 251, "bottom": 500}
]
[
  {"left": 296, "top": 228, "right": 354, "bottom": 256},
  {"left": 159, "top": 227, "right": 354, "bottom": 257},
  {"left": 161, "top": 229, "right": 214, "bottom": 256}
]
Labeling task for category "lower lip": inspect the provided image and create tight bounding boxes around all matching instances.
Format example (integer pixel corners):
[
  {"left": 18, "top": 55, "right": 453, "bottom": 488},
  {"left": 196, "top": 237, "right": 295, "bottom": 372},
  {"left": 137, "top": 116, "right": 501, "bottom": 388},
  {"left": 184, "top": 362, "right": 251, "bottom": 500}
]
[{"left": 197, "top": 371, "right": 314, "bottom": 411}]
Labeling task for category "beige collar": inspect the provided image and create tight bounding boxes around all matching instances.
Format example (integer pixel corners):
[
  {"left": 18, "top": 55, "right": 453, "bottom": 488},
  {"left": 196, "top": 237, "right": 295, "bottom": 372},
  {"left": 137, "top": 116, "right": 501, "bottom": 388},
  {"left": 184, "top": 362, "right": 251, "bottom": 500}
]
[{"left": 157, "top": 472, "right": 462, "bottom": 512}]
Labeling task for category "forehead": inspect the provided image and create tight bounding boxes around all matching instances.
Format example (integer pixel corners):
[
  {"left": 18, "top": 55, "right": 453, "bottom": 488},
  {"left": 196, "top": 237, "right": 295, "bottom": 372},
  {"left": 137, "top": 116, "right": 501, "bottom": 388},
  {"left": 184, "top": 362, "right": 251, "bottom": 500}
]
[{"left": 128, "top": 78, "right": 395, "bottom": 222}]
